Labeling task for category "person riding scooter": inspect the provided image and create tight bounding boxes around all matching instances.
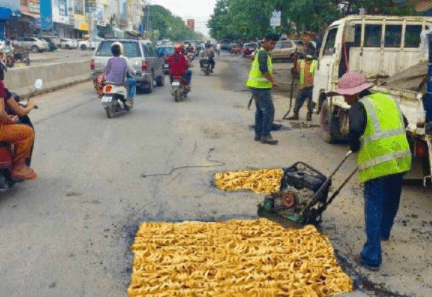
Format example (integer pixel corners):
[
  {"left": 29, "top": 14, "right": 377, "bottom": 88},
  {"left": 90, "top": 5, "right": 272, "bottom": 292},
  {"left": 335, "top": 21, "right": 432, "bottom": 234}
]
[
  {"left": 0, "top": 62, "right": 36, "bottom": 181},
  {"left": 199, "top": 43, "right": 215, "bottom": 72},
  {"left": 166, "top": 43, "right": 192, "bottom": 90},
  {"left": 105, "top": 42, "right": 137, "bottom": 108}
]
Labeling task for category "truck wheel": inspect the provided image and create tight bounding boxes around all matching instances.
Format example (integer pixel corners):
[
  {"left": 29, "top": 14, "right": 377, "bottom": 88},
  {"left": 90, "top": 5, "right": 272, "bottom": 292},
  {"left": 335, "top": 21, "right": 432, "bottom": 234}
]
[
  {"left": 31, "top": 46, "right": 39, "bottom": 53},
  {"left": 81, "top": 45, "right": 87, "bottom": 50},
  {"left": 66, "top": 45, "right": 70, "bottom": 50},
  {"left": 320, "top": 99, "right": 342, "bottom": 144}
]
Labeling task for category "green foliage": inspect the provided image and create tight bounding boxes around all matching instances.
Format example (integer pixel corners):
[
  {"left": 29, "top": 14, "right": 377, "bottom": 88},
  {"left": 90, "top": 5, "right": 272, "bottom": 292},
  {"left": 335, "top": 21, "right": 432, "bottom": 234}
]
[
  {"left": 146, "top": 5, "right": 199, "bottom": 41},
  {"left": 208, "top": 0, "right": 276, "bottom": 40},
  {"left": 208, "top": 0, "right": 420, "bottom": 40}
]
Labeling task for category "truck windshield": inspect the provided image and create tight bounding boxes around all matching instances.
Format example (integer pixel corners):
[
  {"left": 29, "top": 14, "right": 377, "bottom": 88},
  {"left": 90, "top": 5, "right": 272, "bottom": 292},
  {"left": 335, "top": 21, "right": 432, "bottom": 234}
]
[{"left": 96, "top": 41, "right": 141, "bottom": 58}]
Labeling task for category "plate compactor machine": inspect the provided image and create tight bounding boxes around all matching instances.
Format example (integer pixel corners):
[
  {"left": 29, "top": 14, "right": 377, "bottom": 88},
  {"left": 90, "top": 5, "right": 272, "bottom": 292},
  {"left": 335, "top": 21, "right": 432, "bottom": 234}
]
[{"left": 258, "top": 151, "right": 358, "bottom": 228}]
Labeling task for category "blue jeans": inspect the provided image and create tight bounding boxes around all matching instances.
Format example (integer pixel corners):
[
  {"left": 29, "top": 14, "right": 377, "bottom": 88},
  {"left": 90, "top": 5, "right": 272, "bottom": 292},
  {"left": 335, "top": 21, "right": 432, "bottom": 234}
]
[
  {"left": 361, "top": 173, "right": 404, "bottom": 267},
  {"left": 125, "top": 77, "right": 137, "bottom": 99},
  {"left": 252, "top": 88, "right": 274, "bottom": 137},
  {"left": 294, "top": 86, "right": 313, "bottom": 114}
]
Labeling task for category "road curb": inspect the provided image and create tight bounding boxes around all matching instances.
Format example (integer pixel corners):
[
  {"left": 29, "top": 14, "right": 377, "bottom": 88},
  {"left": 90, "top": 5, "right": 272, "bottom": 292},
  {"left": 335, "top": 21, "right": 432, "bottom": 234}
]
[{"left": 15, "top": 74, "right": 93, "bottom": 99}]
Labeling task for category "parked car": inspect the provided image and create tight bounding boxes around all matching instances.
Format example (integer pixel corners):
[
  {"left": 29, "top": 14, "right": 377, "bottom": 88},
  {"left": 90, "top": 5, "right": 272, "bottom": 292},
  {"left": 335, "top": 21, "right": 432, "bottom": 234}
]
[
  {"left": 156, "top": 45, "right": 175, "bottom": 74},
  {"left": 39, "top": 37, "right": 57, "bottom": 51},
  {"left": 230, "top": 44, "right": 242, "bottom": 54},
  {"left": 60, "top": 38, "right": 78, "bottom": 49},
  {"left": 14, "top": 37, "right": 49, "bottom": 53},
  {"left": 79, "top": 37, "right": 102, "bottom": 50},
  {"left": 270, "top": 40, "right": 304, "bottom": 62},
  {"left": 228, "top": 42, "right": 241, "bottom": 51},
  {"left": 92, "top": 39, "right": 165, "bottom": 93},
  {"left": 242, "top": 42, "right": 257, "bottom": 57}
]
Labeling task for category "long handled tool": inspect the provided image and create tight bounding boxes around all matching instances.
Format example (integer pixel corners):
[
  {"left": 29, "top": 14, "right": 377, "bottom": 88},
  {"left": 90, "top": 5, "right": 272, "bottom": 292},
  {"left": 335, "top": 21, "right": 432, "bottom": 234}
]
[{"left": 282, "top": 52, "right": 299, "bottom": 120}]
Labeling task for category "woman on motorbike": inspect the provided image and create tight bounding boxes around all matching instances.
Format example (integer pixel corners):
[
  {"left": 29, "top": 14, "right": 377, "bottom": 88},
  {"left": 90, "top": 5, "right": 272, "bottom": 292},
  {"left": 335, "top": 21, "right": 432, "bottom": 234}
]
[
  {"left": 0, "top": 62, "right": 36, "bottom": 180},
  {"left": 105, "top": 42, "right": 137, "bottom": 108}
]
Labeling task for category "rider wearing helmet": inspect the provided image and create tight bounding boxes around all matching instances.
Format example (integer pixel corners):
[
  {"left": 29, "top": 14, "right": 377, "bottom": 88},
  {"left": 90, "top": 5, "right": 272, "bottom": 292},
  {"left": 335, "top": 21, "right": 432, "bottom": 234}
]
[
  {"left": 105, "top": 42, "right": 137, "bottom": 108},
  {"left": 200, "top": 43, "right": 215, "bottom": 72},
  {"left": 166, "top": 43, "right": 192, "bottom": 90},
  {"left": 0, "top": 62, "right": 37, "bottom": 181}
]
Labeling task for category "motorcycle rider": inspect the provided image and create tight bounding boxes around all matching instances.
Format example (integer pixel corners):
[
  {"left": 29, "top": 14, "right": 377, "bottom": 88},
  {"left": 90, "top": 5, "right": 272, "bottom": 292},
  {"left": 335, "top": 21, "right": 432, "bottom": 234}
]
[
  {"left": 200, "top": 43, "right": 215, "bottom": 72},
  {"left": 105, "top": 42, "right": 137, "bottom": 108},
  {"left": 0, "top": 62, "right": 36, "bottom": 180},
  {"left": 166, "top": 43, "right": 192, "bottom": 91}
]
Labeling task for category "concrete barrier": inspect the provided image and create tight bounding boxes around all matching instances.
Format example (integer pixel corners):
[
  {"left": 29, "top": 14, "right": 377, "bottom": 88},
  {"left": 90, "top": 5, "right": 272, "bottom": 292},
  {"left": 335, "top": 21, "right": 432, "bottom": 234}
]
[{"left": 4, "top": 59, "right": 92, "bottom": 97}]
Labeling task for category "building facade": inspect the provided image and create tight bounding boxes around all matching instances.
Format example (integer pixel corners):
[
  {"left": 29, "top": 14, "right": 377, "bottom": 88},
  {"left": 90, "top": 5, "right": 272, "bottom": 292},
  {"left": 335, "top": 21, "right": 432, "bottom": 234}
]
[{"left": 3, "top": 0, "right": 145, "bottom": 39}]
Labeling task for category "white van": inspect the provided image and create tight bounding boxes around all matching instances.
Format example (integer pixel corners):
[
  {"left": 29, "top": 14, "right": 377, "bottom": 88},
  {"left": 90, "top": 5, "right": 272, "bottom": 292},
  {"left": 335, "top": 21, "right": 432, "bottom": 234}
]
[{"left": 314, "top": 15, "right": 432, "bottom": 183}]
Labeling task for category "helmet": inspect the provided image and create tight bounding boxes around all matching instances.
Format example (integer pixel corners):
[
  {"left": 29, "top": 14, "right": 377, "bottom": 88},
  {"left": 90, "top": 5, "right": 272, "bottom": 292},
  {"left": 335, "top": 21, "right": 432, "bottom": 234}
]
[
  {"left": 111, "top": 42, "right": 123, "bottom": 56},
  {"left": 174, "top": 43, "right": 183, "bottom": 53}
]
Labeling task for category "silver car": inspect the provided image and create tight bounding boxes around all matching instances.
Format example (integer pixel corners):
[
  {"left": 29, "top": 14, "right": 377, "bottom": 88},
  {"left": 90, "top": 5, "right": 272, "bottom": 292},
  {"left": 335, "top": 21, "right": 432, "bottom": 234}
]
[
  {"left": 91, "top": 39, "right": 165, "bottom": 93},
  {"left": 15, "top": 37, "right": 49, "bottom": 53}
]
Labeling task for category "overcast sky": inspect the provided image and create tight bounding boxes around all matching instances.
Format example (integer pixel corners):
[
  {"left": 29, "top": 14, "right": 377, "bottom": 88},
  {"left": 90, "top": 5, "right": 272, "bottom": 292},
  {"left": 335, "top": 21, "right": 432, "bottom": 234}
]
[{"left": 150, "top": 0, "right": 217, "bottom": 37}]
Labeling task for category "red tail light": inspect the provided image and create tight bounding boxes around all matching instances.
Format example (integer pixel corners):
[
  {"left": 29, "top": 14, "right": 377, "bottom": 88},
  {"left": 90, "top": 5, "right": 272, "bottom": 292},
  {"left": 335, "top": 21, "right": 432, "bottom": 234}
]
[
  {"left": 142, "top": 61, "right": 148, "bottom": 71},
  {"left": 103, "top": 85, "right": 112, "bottom": 93},
  {"left": 415, "top": 141, "right": 427, "bottom": 157},
  {"left": 90, "top": 59, "right": 95, "bottom": 71}
]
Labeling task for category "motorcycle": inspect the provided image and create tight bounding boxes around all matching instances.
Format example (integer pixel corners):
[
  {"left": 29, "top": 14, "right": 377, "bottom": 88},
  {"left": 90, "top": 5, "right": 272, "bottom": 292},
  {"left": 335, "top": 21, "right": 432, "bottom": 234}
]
[
  {"left": 187, "top": 52, "right": 195, "bottom": 61},
  {"left": 170, "top": 75, "right": 188, "bottom": 102},
  {"left": 101, "top": 83, "right": 131, "bottom": 118},
  {"left": 0, "top": 79, "right": 42, "bottom": 191},
  {"left": 0, "top": 50, "right": 15, "bottom": 68},
  {"left": 201, "top": 59, "right": 211, "bottom": 76}
]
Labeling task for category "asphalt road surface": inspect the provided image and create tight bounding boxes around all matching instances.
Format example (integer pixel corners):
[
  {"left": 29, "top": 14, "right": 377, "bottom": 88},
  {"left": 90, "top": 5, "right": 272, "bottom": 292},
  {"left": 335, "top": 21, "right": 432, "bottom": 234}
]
[{"left": 0, "top": 53, "right": 431, "bottom": 297}]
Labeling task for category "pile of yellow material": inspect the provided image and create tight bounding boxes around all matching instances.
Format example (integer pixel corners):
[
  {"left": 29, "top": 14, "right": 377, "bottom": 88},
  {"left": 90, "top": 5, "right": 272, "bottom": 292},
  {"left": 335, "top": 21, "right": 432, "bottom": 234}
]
[
  {"left": 214, "top": 169, "right": 283, "bottom": 194},
  {"left": 128, "top": 219, "right": 353, "bottom": 297}
]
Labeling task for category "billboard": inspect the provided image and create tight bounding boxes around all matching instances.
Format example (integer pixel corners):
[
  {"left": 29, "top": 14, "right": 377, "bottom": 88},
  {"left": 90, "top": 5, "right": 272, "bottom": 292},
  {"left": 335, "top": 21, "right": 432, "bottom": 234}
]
[
  {"left": 187, "top": 19, "right": 194, "bottom": 30},
  {"left": 40, "top": 0, "right": 52, "bottom": 29}
]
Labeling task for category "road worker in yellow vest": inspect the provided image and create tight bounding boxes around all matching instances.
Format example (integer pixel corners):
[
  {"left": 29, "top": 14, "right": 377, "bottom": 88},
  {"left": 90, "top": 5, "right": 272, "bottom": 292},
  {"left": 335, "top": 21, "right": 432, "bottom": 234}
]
[
  {"left": 287, "top": 54, "right": 318, "bottom": 121},
  {"left": 333, "top": 71, "right": 412, "bottom": 271},
  {"left": 246, "top": 33, "right": 279, "bottom": 145}
]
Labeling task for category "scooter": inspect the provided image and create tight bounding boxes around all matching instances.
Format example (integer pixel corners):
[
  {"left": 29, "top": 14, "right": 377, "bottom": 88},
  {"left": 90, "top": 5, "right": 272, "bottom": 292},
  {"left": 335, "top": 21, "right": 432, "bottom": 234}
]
[
  {"left": 0, "top": 79, "right": 42, "bottom": 191},
  {"left": 101, "top": 83, "right": 131, "bottom": 118},
  {"left": 201, "top": 59, "right": 211, "bottom": 76},
  {"left": 170, "top": 75, "right": 188, "bottom": 103},
  {"left": 187, "top": 52, "right": 195, "bottom": 61}
]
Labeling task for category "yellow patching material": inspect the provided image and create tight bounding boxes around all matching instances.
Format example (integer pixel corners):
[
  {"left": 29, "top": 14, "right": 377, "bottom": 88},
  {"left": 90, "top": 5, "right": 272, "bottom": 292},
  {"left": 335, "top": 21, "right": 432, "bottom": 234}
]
[
  {"left": 214, "top": 169, "right": 284, "bottom": 194},
  {"left": 128, "top": 219, "right": 353, "bottom": 297}
]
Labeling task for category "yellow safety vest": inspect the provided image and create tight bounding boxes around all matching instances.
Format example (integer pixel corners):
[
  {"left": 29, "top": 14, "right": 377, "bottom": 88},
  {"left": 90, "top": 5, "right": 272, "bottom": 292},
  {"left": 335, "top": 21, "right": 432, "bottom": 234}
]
[
  {"left": 357, "top": 93, "right": 412, "bottom": 183},
  {"left": 246, "top": 49, "right": 274, "bottom": 89},
  {"left": 299, "top": 59, "right": 318, "bottom": 89}
]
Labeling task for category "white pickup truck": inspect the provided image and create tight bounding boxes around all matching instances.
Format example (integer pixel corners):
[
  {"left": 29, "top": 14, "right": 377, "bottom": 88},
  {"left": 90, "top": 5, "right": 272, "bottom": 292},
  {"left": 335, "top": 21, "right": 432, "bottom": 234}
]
[
  {"left": 313, "top": 15, "right": 432, "bottom": 185},
  {"left": 79, "top": 38, "right": 102, "bottom": 50}
]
